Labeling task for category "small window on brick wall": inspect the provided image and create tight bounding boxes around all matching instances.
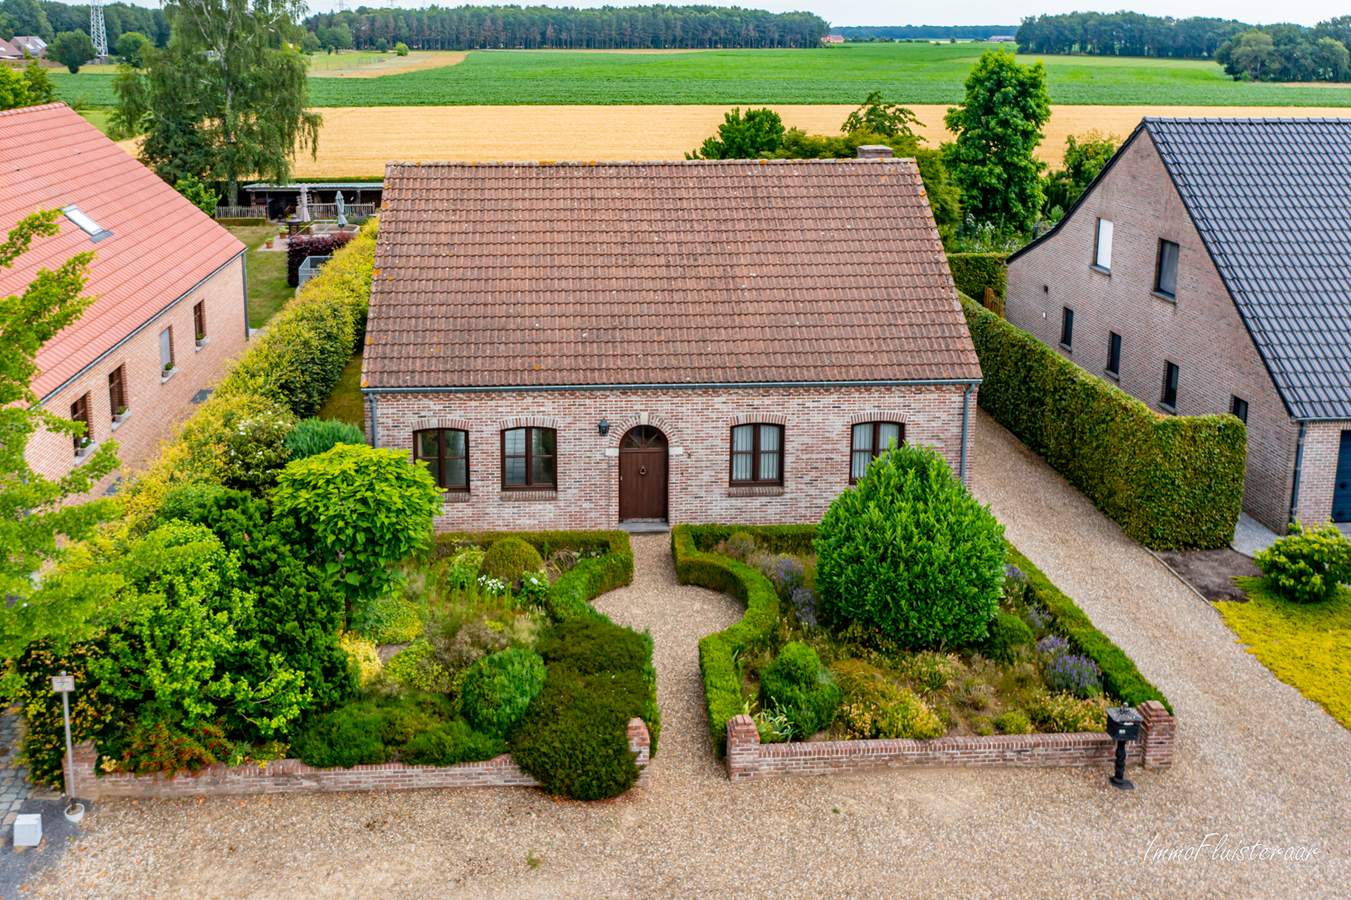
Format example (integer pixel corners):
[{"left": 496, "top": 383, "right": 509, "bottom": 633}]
[
  {"left": 1162, "top": 361, "right": 1180, "bottom": 410},
  {"left": 108, "top": 365, "right": 126, "bottom": 417},
  {"left": 730, "top": 423, "right": 783, "bottom": 486},
  {"left": 1060, "top": 307, "right": 1074, "bottom": 350},
  {"left": 159, "top": 326, "right": 174, "bottom": 372},
  {"left": 70, "top": 392, "right": 91, "bottom": 453},
  {"left": 1230, "top": 395, "right": 1249, "bottom": 424},
  {"left": 193, "top": 301, "right": 207, "bottom": 342},
  {"left": 415, "top": 428, "right": 469, "bottom": 491},
  {"left": 502, "top": 427, "right": 556, "bottom": 489},
  {"left": 1106, "top": 332, "right": 1122, "bottom": 377},
  {"left": 850, "top": 422, "right": 904, "bottom": 483}
]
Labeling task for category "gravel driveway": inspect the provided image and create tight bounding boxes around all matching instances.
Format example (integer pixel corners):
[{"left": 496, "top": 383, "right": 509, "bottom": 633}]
[{"left": 25, "top": 418, "right": 1351, "bottom": 899}]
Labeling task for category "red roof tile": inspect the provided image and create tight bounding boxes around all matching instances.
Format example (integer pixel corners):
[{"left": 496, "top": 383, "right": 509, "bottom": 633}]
[
  {"left": 0, "top": 104, "right": 245, "bottom": 400},
  {"left": 366, "top": 159, "right": 980, "bottom": 390}
]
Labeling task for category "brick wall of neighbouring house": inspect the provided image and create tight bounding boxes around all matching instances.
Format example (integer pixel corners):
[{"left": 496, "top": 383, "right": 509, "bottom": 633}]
[
  {"left": 1006, "top": 131, "right": 1301, "bottom": 533},
  {"left": 366, "top": 382, "right": 978, "bottom": 531},
  {"left": 1297, "top": 422, "right": 1351, "bottom": 525},
  {"left": 725, "top": 701, "right": 1174, "bottom": 782},
  {"left": 25, "top": 254, "right": 249, "bottom": 499},
  {"left": 66, "top": 718, "right": 650, "bottom": 800}
]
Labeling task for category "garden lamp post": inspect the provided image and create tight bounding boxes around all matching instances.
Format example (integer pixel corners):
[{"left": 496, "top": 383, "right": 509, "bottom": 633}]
[{"left": 1105, "top": 706, "right": 1142, "bottom": 791}]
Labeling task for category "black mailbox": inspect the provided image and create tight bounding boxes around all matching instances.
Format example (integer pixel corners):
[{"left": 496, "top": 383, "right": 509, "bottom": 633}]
[{"left": 1106, "top": 707, "right": 1142, "bottom": 742}]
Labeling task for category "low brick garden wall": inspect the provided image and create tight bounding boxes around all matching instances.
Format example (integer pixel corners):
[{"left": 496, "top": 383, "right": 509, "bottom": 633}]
[
  {"left": 726, "top": 701, "right": 1173, "bottom": 782},
  {"left": 65, "top": 719, "right": 650, "bottom": 800}
]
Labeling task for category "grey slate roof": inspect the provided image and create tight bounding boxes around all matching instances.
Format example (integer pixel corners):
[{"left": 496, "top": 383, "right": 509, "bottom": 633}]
[{"left": 1143, "top": 118, "right": 1351, "bottom": 421}]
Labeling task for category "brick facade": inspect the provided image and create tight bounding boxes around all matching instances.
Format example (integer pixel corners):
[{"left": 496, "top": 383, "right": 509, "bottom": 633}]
[
  {"left": 366, "top": 383, "right": 978, "bottom": 530},
  {"left": 25, "top": 254, "right": 249, "bottom": 498},
  {"left": 1297, "top": 421, "right": 1351, "bottom": 526},
  {"left": 64, "top": 718, "right": 650, "bottom": 800},
  {"left": 725, "top": 701, "right": 1174, "bottom": 782},
  {"left": 1006, "top": 132, "right": 1306, "bottom": 532}
]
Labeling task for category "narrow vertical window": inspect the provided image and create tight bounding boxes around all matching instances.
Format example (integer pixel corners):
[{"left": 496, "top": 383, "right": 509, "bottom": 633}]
[
  {"left": 1094, "top": 219, "right": 1113, "bottom": 271},
  {"left": 414, "top": 428, "right": 469, "bottom": 491},
  {"left": 501, "top": 427, "right": 555, "bottom": 489},
  {"left": 1155, "top": 240, "right": 1179, "bottom": 299},
  {"left": 1230, "top": 396, "right": 1249, "bottom": 424},
  {"left": 159, "top": 326, "right": 174, "bottom": 372},
  {"left": 729, "top": 423, "right": 784, "bottom": 486},
  {"left": 1162, "top": 361, "right": 1180, "bottom": 410},
  {"left": 1060, "top": 307, "right": 1074, "bottom": 350},
  {"left": 70, "top": 393, "right": 91, "bottom": 453},
  {"left": 193, "top": 301, "right": 207, "bottom": 343},
  {"left": 108, "top": 365, "right": 126, "bottom": 417},
  {"left": 1106, "top": 332, "right": 1122, "bottom": 377},
  {"left": 850, "top": 422, "right": 904, "bottom": 483}
]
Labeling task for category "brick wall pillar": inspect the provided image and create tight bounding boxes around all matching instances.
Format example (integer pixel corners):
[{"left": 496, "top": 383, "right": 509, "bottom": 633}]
[
  {"left": 63, "top": 741, "right": 100, "bottom": 800},
  {"left": 627, "top": 717, "right": 651, "bottom": 787},
  {"left": 1137, "top": 700, "right": 1175, "bottom": 770},
  {"left": 725, "top": 714, "right": 761, "bottom": 782}
]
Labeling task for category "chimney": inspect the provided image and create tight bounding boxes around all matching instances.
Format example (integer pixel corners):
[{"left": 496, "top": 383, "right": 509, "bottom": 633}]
[{"left": 856, "top": 145, "right": 894, "bottom": 160}]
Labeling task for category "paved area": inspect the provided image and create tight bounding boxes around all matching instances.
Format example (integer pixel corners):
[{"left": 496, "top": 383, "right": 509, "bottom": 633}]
[
  {"left": 1232, "top": 512, "right": 1281, "bottom": 557},
  {"left": 22, "top": 416, "right": 1351, "bottom": 898},
  {"left": 0, "top": 711, "right": 34, "bottom": 822}
]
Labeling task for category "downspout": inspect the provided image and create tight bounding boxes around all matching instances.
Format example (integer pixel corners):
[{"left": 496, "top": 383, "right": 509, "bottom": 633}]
[
  {"left": 369, "top": 394, "right": 379, "bottom": 448},
  {"left": 959, "top": 383, "right": 975, "bottom": 483},
  {"left": 1288, "top": 421, "right": 1307, "bottom": 528}
]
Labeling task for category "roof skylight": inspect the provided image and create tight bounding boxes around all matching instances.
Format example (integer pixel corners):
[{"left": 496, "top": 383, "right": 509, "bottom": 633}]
[{"left": 62, "top": 205, "right": 112, "bottom": 243}]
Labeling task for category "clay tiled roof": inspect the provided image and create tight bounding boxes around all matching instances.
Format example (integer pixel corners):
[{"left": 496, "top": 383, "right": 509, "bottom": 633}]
[
  {"left": 365, "top": 159, "right": 980, "bottom": 390},
  {"left": 0, "top": 104, "right": 245, "bottom": 401}
]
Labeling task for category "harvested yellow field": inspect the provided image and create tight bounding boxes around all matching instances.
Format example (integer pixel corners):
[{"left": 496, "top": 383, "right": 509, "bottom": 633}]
[
  {"left": 285, "top": 104, "right": 1345, "bottom": 176},
  {"left": 311, "top": 51, "right": 468, "bottom": 78}
]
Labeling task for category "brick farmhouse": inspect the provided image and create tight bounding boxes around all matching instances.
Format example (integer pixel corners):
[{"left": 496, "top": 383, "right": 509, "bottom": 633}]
[
  {"left": 1006, "top": 118, "right": 1351, "bottom": 533},
  {"left": 2, "top": 103, "right": 249, "bottom": 496},
  {"left": 363, "top": 155, "right": 982, "bottom": 531}
]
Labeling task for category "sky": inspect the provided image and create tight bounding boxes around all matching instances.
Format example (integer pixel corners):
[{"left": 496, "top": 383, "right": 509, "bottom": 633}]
[{"left": 45, "top": 0, "right": 1345, "bottom": 29}]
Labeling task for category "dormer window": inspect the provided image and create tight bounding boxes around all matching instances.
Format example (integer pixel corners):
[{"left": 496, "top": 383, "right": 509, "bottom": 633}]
[{"left": 62, "top": 205, "right": 112, "bottom": 243}]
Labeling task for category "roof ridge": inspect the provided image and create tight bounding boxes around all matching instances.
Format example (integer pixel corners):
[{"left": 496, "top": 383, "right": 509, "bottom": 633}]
[
  {"left": 0, "top": 101, "right": 68, "bottom": 119},
  {"left": 1144, "top": 116, "right": 1351, "bottom": 124},
  {"left": 384, "top": 157, "right": 909, "bottom": 168}
]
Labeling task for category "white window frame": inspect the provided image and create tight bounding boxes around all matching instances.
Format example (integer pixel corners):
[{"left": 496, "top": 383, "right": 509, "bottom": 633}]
[{"left": 1094, "top": 219, "right": 1113, "bottom": 271}]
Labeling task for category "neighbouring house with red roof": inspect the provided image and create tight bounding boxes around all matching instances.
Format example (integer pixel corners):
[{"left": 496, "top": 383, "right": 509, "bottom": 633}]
[
  {"left": 1, "top": 103, "right": 250, "bottom": 496},
  {"left": 362, "top": 149, "right": 982, "bottom": 531}
]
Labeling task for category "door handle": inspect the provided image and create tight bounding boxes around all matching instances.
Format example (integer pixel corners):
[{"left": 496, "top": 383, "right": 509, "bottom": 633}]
[{"left": 640, "top": 466, "right": 647, "bottom": 476}]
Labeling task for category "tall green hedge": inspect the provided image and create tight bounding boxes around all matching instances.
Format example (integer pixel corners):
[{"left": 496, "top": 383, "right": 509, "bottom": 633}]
[
  {"left": 948, "top": 252, "right": 1008, "bottom": 300},
  {"left": 962, "top": 297, "right": 1246, "bottom": 550},
  {"left": 672, "top": 525, "right": 784, "bottom": 755}
]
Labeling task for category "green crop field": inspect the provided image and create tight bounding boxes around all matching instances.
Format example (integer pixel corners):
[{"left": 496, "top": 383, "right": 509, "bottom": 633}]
[{"left": 52, "top": 43, "right": 1351, "bottom": 108}]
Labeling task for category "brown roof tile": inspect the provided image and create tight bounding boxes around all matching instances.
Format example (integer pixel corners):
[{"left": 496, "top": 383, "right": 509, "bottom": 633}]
[
  {"left": 365, "top": 159, "right": 980, "bottom": 390},
  {"left": 0, "top": 104, "right": 245, "bottom": 400}
]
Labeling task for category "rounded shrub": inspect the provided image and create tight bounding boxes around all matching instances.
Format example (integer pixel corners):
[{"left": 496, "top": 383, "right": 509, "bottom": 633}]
[
  {"left": 1254, "top": 521, "right": 1351, "bottom": 605},
  {"left": 759, "top": 642, "right": 841, "bottom": 739},
  {"left": 508, "top": 668, "right": 646, "bottom": 801},
  {"left": 983, "top": 613, "right": 1033, "bottom": 663},
  {"left": 814, "top": 444, "right": 1006, "bottom": 649},
  {"left": 285, "top": 417, "right": 365, "bottom": 461},
  {"left": 479, "top": 538, "right": 544, "bottom": 587},
  {"left": 460, "top": 648, "right": 547, "bottom": 736},
  {"left": 536, "top": 617, "right": 648, "bottom": 675},
  {"left": 385, "top": 639, "right": 453, "bottom": 693},
  {"left": 401, "top": 719, "right": 506, "bottom": 767},
  {"left": 994, "top": 710, "right": 1033, "bottom": 735},
  {"left": 291, "top": 703, "right": 388, "bottom": 768}
]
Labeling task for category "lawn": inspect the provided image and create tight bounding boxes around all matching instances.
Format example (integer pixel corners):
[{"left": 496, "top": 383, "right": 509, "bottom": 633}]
[
  {"left": 1221, "top": 578, "right": 1351, "bottom": 729},
  {"left": 51, "top": 43, "right": 1351, "bottom": 108},
  {"left": 225, "top": 224, "right": 291, "bottom": 329},
  {"left": 318, "top": 350, "right": 364, "bottom": 427}
]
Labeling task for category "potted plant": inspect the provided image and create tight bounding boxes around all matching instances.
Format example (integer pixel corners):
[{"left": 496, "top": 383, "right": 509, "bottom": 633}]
[
  {"left": 266, "top": 237, "right": 275, "bottom": 249},
  {"left": 162, "top": 362, "right": 175, "bottom": 382},
  {"left": 113, "top": 405, "right": 130, "bottom": 424},
  {"left": 76, "top": 436, "right": 92, "bottom": 458},
  {"left": 196, "top": 332, "right": 208, "bottom": 348}
]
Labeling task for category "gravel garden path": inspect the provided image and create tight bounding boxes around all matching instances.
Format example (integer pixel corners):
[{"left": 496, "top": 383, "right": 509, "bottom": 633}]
[{"left": 24, "top": 418, "right": 1351, "bottom": 899}]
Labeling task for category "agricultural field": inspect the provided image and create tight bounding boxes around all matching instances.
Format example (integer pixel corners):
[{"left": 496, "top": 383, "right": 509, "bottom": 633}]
[
  {"left": 52, "top": 42, "right": 1351, "bottom": 109},
  {"left": 260, "top": 103, "right": 1342, "bottom": 175}
]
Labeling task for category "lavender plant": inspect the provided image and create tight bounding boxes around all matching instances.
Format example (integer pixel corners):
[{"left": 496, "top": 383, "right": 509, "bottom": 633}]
[
  {"left": 790, "top": 585, "right": 819, "bottom": 627},
  {"left": 1043, "top": 652, "right": 1103, "bottom": 699},
  {"left": 1036, "top": 635, "right": 1070, "bottom": 660}
]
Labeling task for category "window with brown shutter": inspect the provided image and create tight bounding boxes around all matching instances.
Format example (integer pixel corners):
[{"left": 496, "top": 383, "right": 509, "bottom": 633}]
[
  {"left": 70, "top": 393, "right": 91, "bottom": 453},
  {"left": 193, "top": 301, "right": 206, "bottom": 340},
  {"left": 108, "top": 365, "right": 126, "bottom": 417}
]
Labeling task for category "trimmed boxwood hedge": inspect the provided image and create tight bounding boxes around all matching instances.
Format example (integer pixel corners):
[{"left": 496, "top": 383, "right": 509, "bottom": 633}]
[
  {"left": 1006, "top": 544, "right": 1171, "bottom": 713},
  {"left": 676, "top": 523, "right": 1172, "bottom": 754},
  {"left": 962, "top": 296, "right": 1246, "bottom": 550},
  {"left": 429, "top": 530, "right": 658, "bottom": 753},
  {"left": 948, "top": 252, "right": 1008, "bottom": 300},
  {"left": 672, "top": 525, "right": 784, "bottom": 755}
]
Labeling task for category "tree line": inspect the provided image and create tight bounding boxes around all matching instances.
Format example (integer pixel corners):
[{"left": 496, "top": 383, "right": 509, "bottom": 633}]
[
  {"left": 302, "top": 5, "right": 829, "bottom": 51},
  {"left": 1015, "top": 12, "right": 1249, "bottom": 59},
  {"left": 0, "top": 0, "right": 168, "bottom": 47},
  {"left": 834, "top": 25, "right": 1017, "bottom": 41}
]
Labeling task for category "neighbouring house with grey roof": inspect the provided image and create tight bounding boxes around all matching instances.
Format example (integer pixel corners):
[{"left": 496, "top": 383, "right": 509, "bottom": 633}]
[{"left": 1006, "top": 117, "right": 1351, "bottom": 534}]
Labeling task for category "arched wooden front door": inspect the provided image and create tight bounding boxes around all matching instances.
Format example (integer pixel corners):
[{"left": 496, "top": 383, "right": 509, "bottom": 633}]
[{"left": 619, "top": 425, "right": 669, "bottom": 522}]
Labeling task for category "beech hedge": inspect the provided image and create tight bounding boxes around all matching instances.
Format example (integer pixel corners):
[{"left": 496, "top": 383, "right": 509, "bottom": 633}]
[
  {"left": 962, "top": 296, "right": 1246, "bottom": 550},
  {"left": 948, "top": 252, "right": 1007, "bottom": 300}
]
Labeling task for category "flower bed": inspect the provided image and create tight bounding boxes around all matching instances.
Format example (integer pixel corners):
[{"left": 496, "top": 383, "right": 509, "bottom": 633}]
[{"left": 675, "top": 522, "right": 1175, "bottom": 778}]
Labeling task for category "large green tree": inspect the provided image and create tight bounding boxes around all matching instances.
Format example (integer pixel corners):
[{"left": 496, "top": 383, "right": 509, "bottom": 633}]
[
  {"left": 48, "top": 30, "right": 95, "bottom": 74},
  {"left": 111, "top": 0, "right": 321, "bottom": 206},
  {"left": 688, "top": 107, "right": 785, "bottom": 159},
  {"left": 0, "top": 59, "right": 54, "bottom": 111},
  {"left": 1042, "top": 131, "right": 1119, "bottom": 216},
  {"left": 0, "top": 210, "right": 123, "bottom": 660},
  {"left": 943, "top": 49, "right": 1051, "bottom": 234}
]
